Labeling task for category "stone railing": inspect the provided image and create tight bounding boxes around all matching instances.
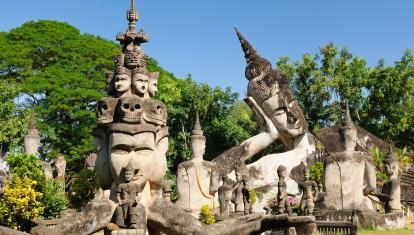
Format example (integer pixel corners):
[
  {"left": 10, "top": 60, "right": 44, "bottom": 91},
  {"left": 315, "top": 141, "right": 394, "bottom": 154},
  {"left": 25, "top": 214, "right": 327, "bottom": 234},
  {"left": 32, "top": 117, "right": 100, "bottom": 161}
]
[{"left": 316, "top": 221, "right": 357, "bottom": 235}]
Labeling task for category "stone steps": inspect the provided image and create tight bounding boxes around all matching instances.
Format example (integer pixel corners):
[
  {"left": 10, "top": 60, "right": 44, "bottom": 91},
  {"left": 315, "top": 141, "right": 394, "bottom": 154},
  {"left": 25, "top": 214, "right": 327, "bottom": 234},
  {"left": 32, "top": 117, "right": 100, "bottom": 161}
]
[{"left": 401, "top": 170, "right": 414, "bottom": 186}]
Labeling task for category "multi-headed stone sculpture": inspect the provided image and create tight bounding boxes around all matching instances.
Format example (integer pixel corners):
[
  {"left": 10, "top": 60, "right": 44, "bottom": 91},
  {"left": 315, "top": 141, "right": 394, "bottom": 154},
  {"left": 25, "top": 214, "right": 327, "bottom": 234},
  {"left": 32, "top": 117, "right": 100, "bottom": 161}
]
[{"left": 93, "top": 1, "right": 169, "bottom": 231}]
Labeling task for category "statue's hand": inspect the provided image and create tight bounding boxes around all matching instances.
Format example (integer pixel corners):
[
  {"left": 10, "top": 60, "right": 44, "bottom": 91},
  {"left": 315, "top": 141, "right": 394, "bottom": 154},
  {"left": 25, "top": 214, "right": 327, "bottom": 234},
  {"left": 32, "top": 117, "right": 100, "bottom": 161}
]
[{"left": 244, "top": 96, "right": 278, "bottom": 138}]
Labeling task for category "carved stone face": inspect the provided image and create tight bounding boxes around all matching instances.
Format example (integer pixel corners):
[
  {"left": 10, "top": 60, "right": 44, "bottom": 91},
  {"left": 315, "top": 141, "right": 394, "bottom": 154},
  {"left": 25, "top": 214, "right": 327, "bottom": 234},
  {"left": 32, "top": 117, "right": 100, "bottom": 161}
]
[
  {"left": 143, "top": 99, "right": 167, "bottom": 126},
  {"left": 114, "top": 74, "right": 131, "bottom": 96},
  {"left": 124, "top": 52, "right": 140, "bottom": 68},
  {"left": 277, "top": 168, "right": 287, "bottom": 179},
  {"left": 191, "top": 136, "right": 206, "bottom": 159},
  {"left": 148, "top": 78, "right": 158, "bottom": 97},
  {"left": 262, "top": 95, "right": 305, "bottom": 138},
  {"left": 125, "top": 170, "right": 134, "bottom": 182},
  {"left": 133, "top": 73, "right": 149, "bottom": 96},
  {"left": 96, "top": 97, "right": 118, "bottom": 125},
  {"left": 339, "top": 127, "right": 357, "bottom": 152},
  {"left": 119, "top": 96, "right": 143, "bottom": 123}
]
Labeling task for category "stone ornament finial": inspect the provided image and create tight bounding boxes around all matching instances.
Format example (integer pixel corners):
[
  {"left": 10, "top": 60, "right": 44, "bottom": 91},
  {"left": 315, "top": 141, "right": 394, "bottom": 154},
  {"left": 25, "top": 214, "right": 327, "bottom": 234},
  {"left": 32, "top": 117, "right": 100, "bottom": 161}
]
[
  {"left": 342, "top": 102, "right": 354, "bottom": 127},
  {"left": 235, "top": 28, "right": 272, "bottom": 81},
  {"left": 29, "top": 110, "right": 36, "bottom": 129},
  {"left": 192, "top": 111, "right": 204, "bottom": 137}
]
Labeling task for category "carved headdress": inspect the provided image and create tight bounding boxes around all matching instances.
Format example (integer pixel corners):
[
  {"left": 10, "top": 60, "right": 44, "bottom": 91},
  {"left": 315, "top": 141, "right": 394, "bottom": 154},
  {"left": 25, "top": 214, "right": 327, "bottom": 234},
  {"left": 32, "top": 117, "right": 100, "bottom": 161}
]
[
  {"left": 236, "top": 29, "right": 309, "bottom": 133},
  {"left": 191, "top": 111, "right": 205, "bottom": 141}
]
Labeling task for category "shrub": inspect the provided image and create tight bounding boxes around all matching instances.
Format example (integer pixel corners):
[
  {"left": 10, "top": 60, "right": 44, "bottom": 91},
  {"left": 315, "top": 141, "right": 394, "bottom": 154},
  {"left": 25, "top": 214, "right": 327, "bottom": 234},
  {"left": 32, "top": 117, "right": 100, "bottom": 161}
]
[
  {"left": 41, "top": 178, "right": 68, "bottom": 219},
  {"left": 7, "top": 153, "right": 45, "bottom": 188},
  {"left": 310, "top": 161, "right": 324, "bottom": 184},
  {"left": 199, "top": 204, "right": 215, "bottom": 225},
  {"left": 68, "top": 168, "right": 99, "bottom": 209},
  {"left": 0, "top": 176, "right": 43, "bottom": 231},
  {"left": 371, "top": 147, "right": 388, "bottom": 186},
  {"left": 249, "top": 188, "right": 257, "bottom": 205}
]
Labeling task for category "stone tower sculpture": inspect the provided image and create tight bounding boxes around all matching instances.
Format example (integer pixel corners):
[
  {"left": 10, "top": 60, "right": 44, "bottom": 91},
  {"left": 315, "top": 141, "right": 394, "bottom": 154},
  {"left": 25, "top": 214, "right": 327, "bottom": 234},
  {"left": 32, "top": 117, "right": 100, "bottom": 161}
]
[
  {"left": 93, "top": 0, "right": 169, "bottom": 232},
  {"left": 24, "top": 111, "right": 41, "bottom": 155},
  {"left": 176, "top": 111, "right": 219, "bottom": 217}
]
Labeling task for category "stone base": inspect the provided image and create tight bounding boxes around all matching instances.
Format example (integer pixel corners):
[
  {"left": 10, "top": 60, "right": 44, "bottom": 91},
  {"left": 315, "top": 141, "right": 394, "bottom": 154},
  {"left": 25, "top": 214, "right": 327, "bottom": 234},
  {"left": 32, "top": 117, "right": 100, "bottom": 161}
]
[
  {"left": 314, "top": 209, "right": 404, "bottom": 229},
  {"left": 110, "top": 228, "right": 146, "bottom": 235}
]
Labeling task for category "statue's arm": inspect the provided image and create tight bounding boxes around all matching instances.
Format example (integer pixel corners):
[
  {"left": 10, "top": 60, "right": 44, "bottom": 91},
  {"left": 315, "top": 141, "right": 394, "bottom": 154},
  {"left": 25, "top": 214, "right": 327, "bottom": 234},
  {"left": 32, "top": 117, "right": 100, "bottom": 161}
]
[
  {"left": 238, "top": 97, "right": 279, "bottom": 161},
  {"left": 209, "top": 164, "right": 219, "bottom": 195},
  {"left": 176, "top": 165, "right": 189, "bottom": 201}
]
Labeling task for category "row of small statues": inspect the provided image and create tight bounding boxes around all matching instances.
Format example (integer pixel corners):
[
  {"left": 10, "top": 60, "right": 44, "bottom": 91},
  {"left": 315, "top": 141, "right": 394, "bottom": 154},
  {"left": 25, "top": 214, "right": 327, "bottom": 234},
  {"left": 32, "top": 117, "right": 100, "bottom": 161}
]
[
  {"left": 217, "top": 165, "right": 320, "bottom": 219},
  {"left": 218, "top": 171, "right": 252, "bottom": 218}
]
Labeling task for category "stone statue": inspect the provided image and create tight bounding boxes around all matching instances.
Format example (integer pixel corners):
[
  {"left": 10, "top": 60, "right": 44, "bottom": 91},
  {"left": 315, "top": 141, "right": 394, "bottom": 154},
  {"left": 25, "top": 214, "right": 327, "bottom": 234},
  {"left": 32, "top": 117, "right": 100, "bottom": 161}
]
[
  {"left": 93, "top": 1, "right": 169, "bottom": 233},
  {"left": 377, "top": 148, "right": 402, "bottom": 212},
  {"left": 54, "top": 154, "right": 66, "bottom": 179},
  {"left": 218, "top": 175, "right": 233, "bottom": 217},
  {"left": 115, "top": 162, "right": 147, "bottom": 231},
  {"left": 214, "top": 30, "right": 317, "bottom": 211},
  {"left": 277, "top": 165, "right": 293, "bottom": 215},
  {"left": 242, "top": 176, "right": 251, "bottom": 215},
  {"left": 232, "top": 170, "right": 245, "bottom": 213},
  {"left": 176, "top": 112, "right": 219, "bottom": 216},
  {"left": 148, "top": 71, "right": 159, "bottom": 97},
  {"left": 84, "top": 153, "right": 97, "bottom": 171},
  {"left": 323, "top": 104, "right": 377, "bottom": 211},
  {"left": 298, "top": 167, "right": 318, "bottom": 216},
  {"left": 24, "top": 111, "right": 41, "bottom": 155}
]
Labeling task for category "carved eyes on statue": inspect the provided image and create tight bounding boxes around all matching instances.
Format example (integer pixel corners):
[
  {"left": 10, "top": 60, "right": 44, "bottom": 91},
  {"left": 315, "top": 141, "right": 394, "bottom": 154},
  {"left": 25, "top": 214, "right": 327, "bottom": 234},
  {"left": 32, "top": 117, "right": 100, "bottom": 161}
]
[
  {"left": 274, "top": 108, "right": 286, "bottom": 116},
  {"left": 123, "top": 103, "right": 141, "bottom": 110}
]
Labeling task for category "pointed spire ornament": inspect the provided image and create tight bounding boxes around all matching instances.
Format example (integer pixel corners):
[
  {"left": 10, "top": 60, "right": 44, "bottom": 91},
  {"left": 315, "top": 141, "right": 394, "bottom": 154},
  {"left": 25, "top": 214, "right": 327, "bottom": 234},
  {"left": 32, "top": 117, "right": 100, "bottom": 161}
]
[
  {"left": 235, "top": 27, "right": 259, "bottom": 63},
  {"left": 342, "top": 102, "right": 354, "bottom": 127},
  {"left": 29, "top": 110, "right": 36, "bottom": 130},
  {"left": 192, "top": 111, "right": 204, "bottom": 136},
  {"left": 235, "top": 28, "right": 272, "bottom": 80}
]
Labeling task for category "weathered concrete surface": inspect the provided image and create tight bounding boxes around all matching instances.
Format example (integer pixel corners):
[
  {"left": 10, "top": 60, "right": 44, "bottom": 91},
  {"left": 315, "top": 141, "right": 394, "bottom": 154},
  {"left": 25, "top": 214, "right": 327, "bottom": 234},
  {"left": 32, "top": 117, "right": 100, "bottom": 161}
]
[
  {"left": 0, "top": 226, "right": 30, "bottom": 235},
  {"left": 31, "top": 199, "right": 116, "bottom": 235}
]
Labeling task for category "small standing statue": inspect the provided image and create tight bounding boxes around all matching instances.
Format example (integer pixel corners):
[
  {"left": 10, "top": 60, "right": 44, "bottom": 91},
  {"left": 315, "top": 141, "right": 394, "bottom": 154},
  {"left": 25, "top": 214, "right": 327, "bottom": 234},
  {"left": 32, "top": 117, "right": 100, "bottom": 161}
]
[
  {"left": 232, "top": 170, "right": 244, "bottom": 213},
  {"left": 298, "top": 166, "right": 318, "bottom": 216},
  {"left": 218, "top": 175, "right": 233, "bottom": 217},
  {"left": 115, "top": 162, "right": 147, "bottom": 231},
  {"left": 277, "top": 165, "right": 293, "bottom": 215},
  {"left": 242, "top": 175, "right": 251, "bottom": 215},
  {"left": 377, "top": 147, "right": 402, "bottom": 212}
]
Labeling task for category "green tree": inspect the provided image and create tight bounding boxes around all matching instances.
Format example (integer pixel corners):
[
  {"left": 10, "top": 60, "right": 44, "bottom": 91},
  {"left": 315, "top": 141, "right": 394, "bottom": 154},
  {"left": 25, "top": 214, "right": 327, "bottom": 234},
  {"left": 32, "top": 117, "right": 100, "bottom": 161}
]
[
  {"left": 0, "top": 20, "right": 120, "bottom": 173},
  {"left": 0, "top": 79, "right": 28, "bottom": 155},
  {"left": 277, "top": 43, "right": 413, "bottom": 151}
]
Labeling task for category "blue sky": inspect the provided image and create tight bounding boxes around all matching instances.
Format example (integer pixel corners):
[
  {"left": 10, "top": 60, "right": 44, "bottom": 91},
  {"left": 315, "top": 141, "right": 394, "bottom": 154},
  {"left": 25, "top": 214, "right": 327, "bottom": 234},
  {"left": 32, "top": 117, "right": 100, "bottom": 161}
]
[{"left": 1, "top": 1, "right": 413, "bottom": 96}]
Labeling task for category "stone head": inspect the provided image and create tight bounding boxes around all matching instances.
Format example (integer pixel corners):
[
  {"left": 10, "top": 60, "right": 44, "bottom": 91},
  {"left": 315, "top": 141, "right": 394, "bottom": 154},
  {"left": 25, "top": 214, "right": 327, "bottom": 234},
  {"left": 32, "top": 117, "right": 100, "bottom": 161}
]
[
  {"left": 236, "top": 29, "right": 308, "bottom": 144},
  {"left": 277, "top": 165, "right": 288, "bottom": 179},
  {"left": 96, "top": 97, "right": 118, "bottom": 125},
  {"left": 124, "top": 162, "right": 136, "bottom": 182},
  {"left": 303, "top": 167, "right": 310, "bottom": 180},
  {"left": 148, "top": 72, "right": 159, "bottom": 97},
  {"left": 142, "top": 99, "right": 167, "bottom": 126},
  {"left": 191, "top": 135, "right": 206, "bottom": 159},
  {"left": 383, "top": 150, "right": 399, "bottom": 178},
  {"left": 132, "top": 69, "right": 149, "bottom": 97},
  {"left": 113, "top": 68, "right": 132, "bottom": 97},
  {"left": 118, "top": 95, "right": 143, "bottom": 124},
  {"left": 242, "top": 175, "right": 249, "bottom": 186}
]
